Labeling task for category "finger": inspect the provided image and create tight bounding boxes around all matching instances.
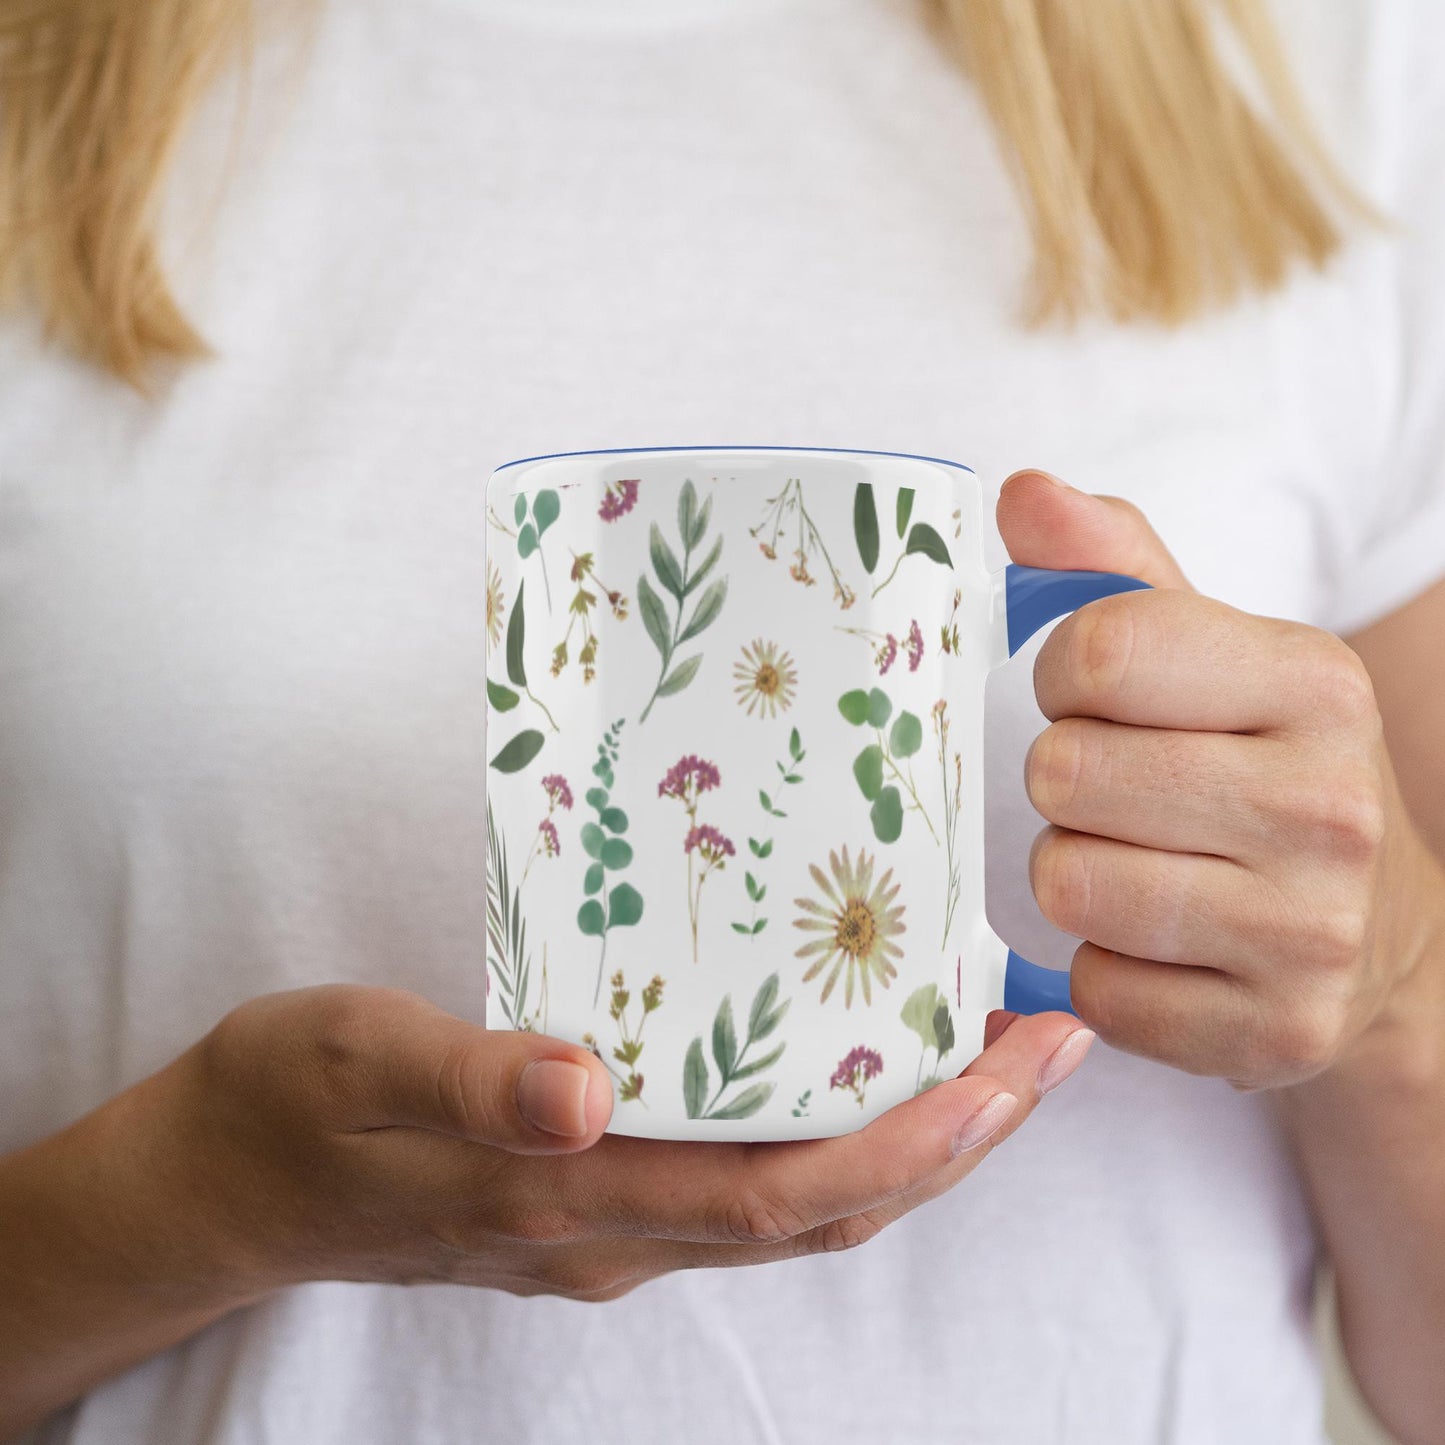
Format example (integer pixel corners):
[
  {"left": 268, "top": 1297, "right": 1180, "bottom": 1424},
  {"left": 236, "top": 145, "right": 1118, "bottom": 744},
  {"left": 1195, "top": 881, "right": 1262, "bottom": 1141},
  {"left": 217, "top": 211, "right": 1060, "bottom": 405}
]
[
  {"left": 1025, "top": 717, "right": 1285, "bottom": 861},
  {"left": 1029, "top": 825, "right": 1284, "bottom": 974},
  {"left": 571, "top": 1011, "right": 1088, "bottom": 1247},
  {"left": 1034, "top": 588, "right": 1354, "bottom": 735},
  {"left": 1068, "top": 944, "right": 1336, "bottom": 1087},
  {"left": 317, "top": 989, "right": 614, "bottom": 1154},
  {"left": 997, "top": 470, "right": 1193, "bottom": 592}
]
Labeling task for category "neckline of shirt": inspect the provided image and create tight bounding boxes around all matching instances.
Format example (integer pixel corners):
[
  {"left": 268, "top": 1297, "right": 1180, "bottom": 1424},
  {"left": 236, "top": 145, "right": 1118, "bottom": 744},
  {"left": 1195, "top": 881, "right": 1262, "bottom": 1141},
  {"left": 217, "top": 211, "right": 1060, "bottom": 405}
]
[{"left": 429, "top": 0, "right": 823, "bottom": 33}]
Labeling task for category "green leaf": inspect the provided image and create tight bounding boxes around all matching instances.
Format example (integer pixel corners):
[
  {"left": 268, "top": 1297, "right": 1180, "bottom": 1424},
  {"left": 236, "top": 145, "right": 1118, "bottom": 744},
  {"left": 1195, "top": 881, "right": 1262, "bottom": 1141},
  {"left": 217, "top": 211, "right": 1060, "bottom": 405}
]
[
  {"left": 748, "top": 974, "right": 780, "bottom": 1038},
  {"left": 649, "top": 523, "right": 686, "bottom": 601},
  {"left": 932, "top": 1001, "right": 957, "bottom": 1057},
  {"left": 866, "top": 688, "right": 893, "bottom": 728},
  {"left": 686, "top": 534, "right": 723, "bottom": 594},
  {"left": 678, "top": 578, "right": 727, "bottom": 644},
  {"left": 583, "top": 862, "right": 605, "bottom": 896},
  {"left": 751, "top": 917, "right": 768, "bottom": 934},
  {"left": 853, "top": 482, "right": 880, "bottom": 573},
  {"left": 853, "top": 744, "right": 885, "bottom": 801},
  {"left": 838, "top": 689, "right": 870, "bottom": 726},
  {"left": 901, "top": 983, "right": 944, "bottom": 1045},
  {"left": 745, "top": 872, "right": 761, "bottom": 901},
  {"left": 636, "top": 574, "right": 671, "bottom": 663},
  {"left": 601, "top": 806, "right": 629, "bottom": 834},
  {"left": 751, "top": 1001, "right": 791, "bottom": 1045},
  {"left": 532, "top": 489, "right": 560, "bottom": 536},
  {"left": 578, "top": 899, "right": 606, "bottom": 937},
  {"left": 489, "top": 729, "right": 545, "bottom": 773},
  {"left": 658, "top": 654, "right": 703, "bottom": 697},
  {"left": 759, "top": 790, "right": 772, "bottom": 812},
  {"left": 730, "top": 1042, "right": 786, "bottom": 1082},
  {"left": 708, "top": 1082, "right": 774, "bottom": 1120},
  {"left": 870, "top": 785, "right": 904, "bottom": 843},
  {"left": 678, "top": 479, "right": 703, "bottom": 550},
  {"left": 517, "top": 523, "right": 537, "bottom": 559},
  {"left": 748, "top": 837, "right": 772, "bottom": 859},
  {"left": 789, "top": 727, "right": 803, "bottom": 761},
  {"left": 585, "top": 787, "right": 609, "bottom": 810},
  {"left": 581, "top": 822, "right": 606, "bottom": 859},
  {"left": 683, "top": 1038, "right": 709, "bottom": 1120},
  {"left": 905, "top": 522, "right": 952, "bottom": 568},
  {"left": 486, "top": 678, "right": 520, "bottom": 712},
  {"left": 607, "top": 882, "right": 644, "bottom": 928},
  {"left": 712, "top": 995, "right": 738, "bottom": 1080},
  {"left": 896, "top": 487, "right": 915, "bottom": 538},
  {"left": 505, "top": 580, "right": 528, "bottom": 687},
  {"left": 514, "top": 494, "right": 528, "bottom": 526},
  {"left": 890, "top": 710, "right": 924, "bottom": 759},
  {"left": 600, "top": 838, "right": 633, "bottom": 870},
  {"left": 782, "top": 773, "right": 802, "bottom": 785},
  {"left": 732, "top": 922, "right": 753, "bottom": 935}
]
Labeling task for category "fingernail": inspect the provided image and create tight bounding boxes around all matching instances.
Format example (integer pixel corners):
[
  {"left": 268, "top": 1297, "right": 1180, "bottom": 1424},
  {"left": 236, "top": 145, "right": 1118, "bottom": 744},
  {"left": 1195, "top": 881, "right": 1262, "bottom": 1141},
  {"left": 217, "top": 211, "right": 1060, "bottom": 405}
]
[
  {"left": 951, "top": 1090, "right": 1019, "bottom": 1157},
  {"left": 517, "top": 1059, "right": 591, "bottom": 1138},
  {"left": 983, "top": 1009, "right": 1021, "bottom": 1049},
  {"left": 1037, "top": 1028, "right": 1096, "bottom": 1096}
]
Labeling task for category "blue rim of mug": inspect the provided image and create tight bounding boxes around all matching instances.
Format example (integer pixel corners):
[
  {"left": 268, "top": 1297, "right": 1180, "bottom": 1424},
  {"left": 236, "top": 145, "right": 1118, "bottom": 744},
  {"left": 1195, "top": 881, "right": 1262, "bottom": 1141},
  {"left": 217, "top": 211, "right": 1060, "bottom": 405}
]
[{"left": 492, "top": 445, "right": 977, "bottom": 474}]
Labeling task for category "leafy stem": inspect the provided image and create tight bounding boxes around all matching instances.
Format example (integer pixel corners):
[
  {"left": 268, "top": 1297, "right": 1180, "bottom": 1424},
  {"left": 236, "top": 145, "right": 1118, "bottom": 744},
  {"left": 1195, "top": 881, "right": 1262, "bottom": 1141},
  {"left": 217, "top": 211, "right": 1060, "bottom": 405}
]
[{"left": 683, "top": 974, "right": 791, "bottom": 1122}]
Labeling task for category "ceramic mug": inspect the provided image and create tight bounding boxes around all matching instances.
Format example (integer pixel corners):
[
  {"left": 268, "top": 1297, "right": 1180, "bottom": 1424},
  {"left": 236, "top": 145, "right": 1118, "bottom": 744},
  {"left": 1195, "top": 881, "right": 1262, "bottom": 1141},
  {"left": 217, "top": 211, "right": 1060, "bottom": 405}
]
[{"left": 483, "top": 447, "right": 1145, "bottom": 1140}]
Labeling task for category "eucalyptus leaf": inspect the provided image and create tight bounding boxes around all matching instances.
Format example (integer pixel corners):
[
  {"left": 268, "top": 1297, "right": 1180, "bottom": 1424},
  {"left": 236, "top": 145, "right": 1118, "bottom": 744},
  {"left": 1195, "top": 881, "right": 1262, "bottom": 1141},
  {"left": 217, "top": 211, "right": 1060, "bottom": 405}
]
[
  {"left": 532, "top": 489, "right": 560, "bottom": 535},
  {"left": 581, "top": 822, "right": 606, "bottom": 859},
  {"left": 585, "top": 787, "right": 609, "bottom": 810},
  {"left": 583, "top": 862, "right": 605, "bottom": 896},
  {"left": 517, "top": 524, "right": 537, "bottom": 559},
  {"left": 866, "top": 688, "right": 893, "bottom": 729},
  {"left": 489, "top": 729, "right": 545, "bottom": 774},
  {"left": 838, "top": 689, "right": 870, "bottom": 726},
  {"left": 600, "top": 838, "right": 633, "bottom": 870},
  {"left": 606, "top": 882, "right": 644, "bottom": 928},
  {"left": 514, "top": 494, "right": 528, "bottom": 526},
  {"left": 853, "top": 744, "right": 884, "bottom": 802},
  {"left": 600, "top": 806, "right": 629, "bottom": 834},
  {"left": 890, "top": 711, "right": 924, "bottom": 759},
  {"left": 577, "top": 899, "right": 606, "bottom": 937},
  {"left": 870, "top": 785, "right": 904, "bottom": 843}
]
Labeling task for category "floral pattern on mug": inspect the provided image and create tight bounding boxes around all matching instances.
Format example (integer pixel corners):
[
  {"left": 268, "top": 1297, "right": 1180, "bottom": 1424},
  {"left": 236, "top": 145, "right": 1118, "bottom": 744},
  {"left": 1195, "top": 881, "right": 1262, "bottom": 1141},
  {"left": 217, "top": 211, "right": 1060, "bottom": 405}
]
[
  {"left": 829, "top": 1045, "right": 884, "bottom": 1107},
  {"left": 659, "top": 755, "right": 732, "bottom": 963},
  {"left": 732, "top": 638, "right": 798, "bottom": 718}
]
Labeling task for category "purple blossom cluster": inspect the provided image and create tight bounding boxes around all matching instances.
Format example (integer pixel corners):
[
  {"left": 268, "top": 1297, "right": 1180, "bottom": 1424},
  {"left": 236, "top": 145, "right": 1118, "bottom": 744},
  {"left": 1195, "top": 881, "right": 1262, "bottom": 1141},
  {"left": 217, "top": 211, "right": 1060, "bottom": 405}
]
[
  {"left": 906, "top": 619, "right": 924, "bottom": 672},
  {"left": 598, "top": 478, "right": 640, "bottom": 522},
  {"left": 538, "top": 819, "right": 560, "bottom": 857},
  {"left": 684, "top": 824, "right": 736, "bottom": 861},
  {"left": 876, "top": 633, "right": 899, "bottom": 675},
  {"left": 541, "top": 774, "right": 574, "bottom": 811},
  {"left": 830, "top": 1045, "right": 885, "bottom": 1095},
  {"left": 658, "top": 754, "right": 721, "bottom": 801}
]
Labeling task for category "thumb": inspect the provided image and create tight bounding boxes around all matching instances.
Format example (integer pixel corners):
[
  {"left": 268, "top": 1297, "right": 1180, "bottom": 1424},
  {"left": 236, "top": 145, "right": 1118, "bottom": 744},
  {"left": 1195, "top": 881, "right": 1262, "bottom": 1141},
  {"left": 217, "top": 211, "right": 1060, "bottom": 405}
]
[
  {"left": 335, "top": 991, "right": 614, "bottom": 1154},
  {"left": 997, "top": 469, "right": 1193, "bottom": 593}
]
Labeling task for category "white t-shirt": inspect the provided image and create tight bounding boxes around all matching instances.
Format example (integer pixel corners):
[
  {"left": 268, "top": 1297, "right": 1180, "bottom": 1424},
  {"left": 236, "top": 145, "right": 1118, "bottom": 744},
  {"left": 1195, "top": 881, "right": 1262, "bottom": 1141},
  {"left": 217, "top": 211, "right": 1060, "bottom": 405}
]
[{"left": 4, "top": 1, "right": 1443, "bottom": 1441}]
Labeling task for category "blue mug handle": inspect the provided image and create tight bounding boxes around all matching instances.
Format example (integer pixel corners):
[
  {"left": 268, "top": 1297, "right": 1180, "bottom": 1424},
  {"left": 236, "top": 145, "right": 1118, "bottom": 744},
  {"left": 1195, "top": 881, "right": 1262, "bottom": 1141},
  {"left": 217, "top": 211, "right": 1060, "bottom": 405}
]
[{"left": 999, "top": 564, "right": 1151, "bottom": 1016}]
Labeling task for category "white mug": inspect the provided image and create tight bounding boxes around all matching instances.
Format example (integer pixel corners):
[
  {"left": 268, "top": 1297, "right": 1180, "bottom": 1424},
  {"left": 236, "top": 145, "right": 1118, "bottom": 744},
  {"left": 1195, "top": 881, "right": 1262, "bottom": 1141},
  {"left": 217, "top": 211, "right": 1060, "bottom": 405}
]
[{"left": 483, "top": 447, "right": 1144, "bottom": 1139}]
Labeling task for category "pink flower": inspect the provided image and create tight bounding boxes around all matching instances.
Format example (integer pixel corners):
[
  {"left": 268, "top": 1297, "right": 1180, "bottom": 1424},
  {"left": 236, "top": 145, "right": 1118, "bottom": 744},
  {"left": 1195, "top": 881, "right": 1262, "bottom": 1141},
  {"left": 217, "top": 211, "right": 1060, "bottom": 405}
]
[
  {"left": 830, "top": 1046, "right": 884, "bottom": 1103},
  {"left": 684, "top": 824, "right": 735, "bottom": 862},
  {"left": 541, "top": 774, "right": 574, "bottom": 811},
  {"left": 877, "top": 634, "right": 898, "bottom": 675},
  {"left": 658, "top": 754, "right": 721, "bottom": 800},
  {"left": 906, "top": 620, "right": 924, "bottom": 672},
  {"left": 538, "top": 819, "right": 560, "bottom": 857},
  {"left": 598, "top": 478, "right": 640, "bottom": 522}
]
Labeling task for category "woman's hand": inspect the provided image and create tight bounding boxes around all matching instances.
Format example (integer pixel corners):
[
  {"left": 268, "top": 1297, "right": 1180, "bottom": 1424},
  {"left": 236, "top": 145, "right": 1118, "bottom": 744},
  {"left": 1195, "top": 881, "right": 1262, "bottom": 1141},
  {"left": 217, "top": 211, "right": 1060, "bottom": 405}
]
[
  {"left": 997, "top": 468, "right": 1441, "bottom": 1088},
  {"left": 160, "top": 985, "right": 1089, "bottom": 1303}
]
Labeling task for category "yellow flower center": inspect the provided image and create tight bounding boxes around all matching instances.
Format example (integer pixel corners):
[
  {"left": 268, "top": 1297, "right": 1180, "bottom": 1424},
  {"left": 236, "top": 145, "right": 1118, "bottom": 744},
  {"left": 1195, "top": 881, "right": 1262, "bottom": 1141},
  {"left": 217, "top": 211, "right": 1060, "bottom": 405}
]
[
  {"left": 754, "top": 663, "right": 780, "bottom": 696},
  {"left": 835, "top": 898, "right": 876, "bottom": 960}
]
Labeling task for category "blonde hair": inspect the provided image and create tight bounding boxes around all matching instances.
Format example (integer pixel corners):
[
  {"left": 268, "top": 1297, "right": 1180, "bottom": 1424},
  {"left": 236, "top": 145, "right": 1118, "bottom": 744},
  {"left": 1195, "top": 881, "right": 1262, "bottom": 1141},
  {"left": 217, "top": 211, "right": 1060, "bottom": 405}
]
[{"left": 1, "top": 0, "right": 1372, "bottom": 386}]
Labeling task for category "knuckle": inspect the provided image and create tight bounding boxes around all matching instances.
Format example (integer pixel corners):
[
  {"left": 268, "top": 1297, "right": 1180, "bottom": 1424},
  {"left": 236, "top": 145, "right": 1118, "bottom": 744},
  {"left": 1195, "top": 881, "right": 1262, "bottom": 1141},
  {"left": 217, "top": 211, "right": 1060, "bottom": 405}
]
[
  {"left": 535, "top": 1256, "right": 631, "bottom": 1301},
  {"left": 1027, "top": 722, "right": 1088, "bottom": 820},
  {"left": 1276, "top": 766, "right": 1386, "bottom": 865},
  {"left": 720, "top": 1188, "right": 809, "bottom": 1246},
  {"left": 1304, "top": 905, "right": 1370, "bottom": 971},
  {"left": 1030, "top": 831, "right": 1092, "bottom": 936},
  {"left": 809, "top": 1210, "right": 888, "bottom": 1255},
  {"left": 1069, "top": 600, "right": 1136, "bottom": 702},
  {"left": 1264, "top": 1004, "right": 1345, "bottom": 1082},
  {"left": 1310, "top": 635, "right": 1378, "bottom": 727}
]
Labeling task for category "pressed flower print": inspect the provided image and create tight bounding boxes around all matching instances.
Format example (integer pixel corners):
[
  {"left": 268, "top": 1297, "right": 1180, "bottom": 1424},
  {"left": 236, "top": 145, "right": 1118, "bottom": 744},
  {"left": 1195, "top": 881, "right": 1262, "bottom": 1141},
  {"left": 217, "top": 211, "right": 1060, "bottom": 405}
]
[
  {"left": 733, "top": 639, "right": 798, "bottom": 718},
  {"left": 486, "top": 561, "right": 506, "bottom": 650},
  {"left": 793, "top": 846, "right": 905, "bottom": 1007},
  {"left": 830, "top": 1046, "right": 884, "bottom": 1107}
]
